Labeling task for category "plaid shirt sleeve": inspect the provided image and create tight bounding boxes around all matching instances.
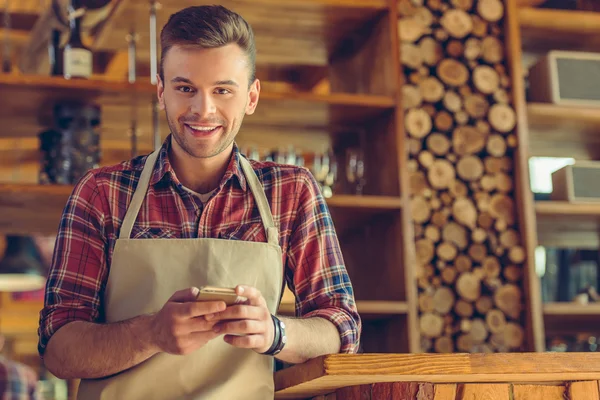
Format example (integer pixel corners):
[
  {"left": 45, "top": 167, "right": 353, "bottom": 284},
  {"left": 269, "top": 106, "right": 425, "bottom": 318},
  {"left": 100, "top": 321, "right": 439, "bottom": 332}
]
[
  {"left": 0, "top": 358, "right": 42, "bottom": 400},
  {"left": 285, "top": 169, "right": 362, "bottom": 354},
  {"left": 38, "top": 171, "right": 109, "bottom": 356}
]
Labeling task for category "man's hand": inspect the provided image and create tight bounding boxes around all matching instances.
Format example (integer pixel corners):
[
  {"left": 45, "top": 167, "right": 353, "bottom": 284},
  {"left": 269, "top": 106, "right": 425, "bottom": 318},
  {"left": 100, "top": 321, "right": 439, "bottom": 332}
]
[
  {"left": 206, "top": 285, "right": 274, "bottom": 354},
  {"left": 150, "top": 287, "right": 227, "bottom": 355}
]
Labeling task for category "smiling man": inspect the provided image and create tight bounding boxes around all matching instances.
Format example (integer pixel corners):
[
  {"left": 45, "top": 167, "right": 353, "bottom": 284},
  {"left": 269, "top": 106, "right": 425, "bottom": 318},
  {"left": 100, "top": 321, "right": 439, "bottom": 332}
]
[{"left": 38, "top": 5, "right": 361, "bottom": 400}]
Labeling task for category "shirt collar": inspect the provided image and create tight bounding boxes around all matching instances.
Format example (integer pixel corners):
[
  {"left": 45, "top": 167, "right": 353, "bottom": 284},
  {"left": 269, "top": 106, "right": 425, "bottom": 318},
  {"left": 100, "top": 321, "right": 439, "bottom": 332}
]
[{"left": 149, "top": 134, "right": 248, "bottom": 192}]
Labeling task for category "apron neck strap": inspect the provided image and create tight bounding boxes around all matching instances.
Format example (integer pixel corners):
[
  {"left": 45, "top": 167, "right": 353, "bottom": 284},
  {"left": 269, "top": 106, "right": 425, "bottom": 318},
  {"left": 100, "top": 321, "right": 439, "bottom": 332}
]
[
  {"left": 119, "top": 150, "right": 279, "bottom": 246},
  {"left": 238, "top": 156, "right": 279, "bottom": 246},
  {"left": 119, "top": 150, "right": 160, "bottom": 239}
]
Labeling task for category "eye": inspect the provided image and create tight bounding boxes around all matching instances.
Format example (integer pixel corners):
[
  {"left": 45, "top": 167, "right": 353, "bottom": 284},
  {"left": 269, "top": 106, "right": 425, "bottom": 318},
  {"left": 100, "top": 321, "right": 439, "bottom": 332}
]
[
  {"left": 176, "top": 86, "right": 194, "bottom": 93},
  {"left": 215, "top": 88, "right": 231, "bottom": 95}
]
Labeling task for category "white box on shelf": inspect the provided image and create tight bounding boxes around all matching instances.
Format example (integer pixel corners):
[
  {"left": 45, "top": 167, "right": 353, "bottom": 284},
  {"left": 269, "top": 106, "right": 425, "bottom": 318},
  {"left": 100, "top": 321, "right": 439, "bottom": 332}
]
[
  {"left": 551, "top": 161, "right": 600, "bottom": 202},
  {"left": 528, "top": 50, "right": 600, "bottom": 107}
]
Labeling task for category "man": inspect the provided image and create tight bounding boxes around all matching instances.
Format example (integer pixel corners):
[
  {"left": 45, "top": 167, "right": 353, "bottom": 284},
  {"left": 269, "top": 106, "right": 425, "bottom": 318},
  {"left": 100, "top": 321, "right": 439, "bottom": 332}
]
[
  {"left": 0, "top": 335, "right": 41, "bottom": 399},
  {"left": 38, "top": 5, "right": 361, "bottom": 400}
]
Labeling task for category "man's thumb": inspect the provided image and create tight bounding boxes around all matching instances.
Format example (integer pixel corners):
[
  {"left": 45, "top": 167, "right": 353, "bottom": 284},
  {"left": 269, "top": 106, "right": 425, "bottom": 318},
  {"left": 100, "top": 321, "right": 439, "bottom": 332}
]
[{"left": 169, "top": 287, "right": 200, "bottom": 303}]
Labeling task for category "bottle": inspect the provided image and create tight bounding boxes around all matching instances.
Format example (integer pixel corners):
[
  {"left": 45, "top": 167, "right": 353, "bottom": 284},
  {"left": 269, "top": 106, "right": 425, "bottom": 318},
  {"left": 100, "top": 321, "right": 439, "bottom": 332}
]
[
  {"left": 49, "top": 29, "right": 62, "bottom": 76},
  {"left": 63, "top": 3, "right": 92, "bottom": 79}
]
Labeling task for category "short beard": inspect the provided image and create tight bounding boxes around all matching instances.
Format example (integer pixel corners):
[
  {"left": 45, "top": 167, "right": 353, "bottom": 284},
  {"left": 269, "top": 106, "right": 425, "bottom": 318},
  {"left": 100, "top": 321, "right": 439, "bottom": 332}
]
[{"left": 164, "top": 105, "right": 241, "bottom": 159}]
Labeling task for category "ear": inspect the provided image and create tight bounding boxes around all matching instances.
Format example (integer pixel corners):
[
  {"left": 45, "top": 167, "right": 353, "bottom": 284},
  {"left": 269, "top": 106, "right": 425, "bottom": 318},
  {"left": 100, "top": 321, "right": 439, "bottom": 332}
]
[
  {"left": 157, "top": 74, "right": 165, "bottom": 110},
  {"left": 245, "top": 78, "right": 260, "bottom": 116}
]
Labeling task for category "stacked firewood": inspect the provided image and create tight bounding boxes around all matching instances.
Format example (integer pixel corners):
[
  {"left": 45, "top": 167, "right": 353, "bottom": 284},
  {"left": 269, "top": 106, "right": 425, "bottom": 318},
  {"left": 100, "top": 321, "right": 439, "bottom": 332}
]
[{"left": 399, "top": 0, "right": 526, "bottom": 353}]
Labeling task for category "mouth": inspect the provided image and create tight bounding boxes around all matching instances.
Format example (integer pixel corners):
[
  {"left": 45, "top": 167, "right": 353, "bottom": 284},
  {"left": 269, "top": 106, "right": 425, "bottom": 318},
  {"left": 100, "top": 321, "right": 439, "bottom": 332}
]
[{"left": 184, "top": 124, "right": 223, "bottom": 138}]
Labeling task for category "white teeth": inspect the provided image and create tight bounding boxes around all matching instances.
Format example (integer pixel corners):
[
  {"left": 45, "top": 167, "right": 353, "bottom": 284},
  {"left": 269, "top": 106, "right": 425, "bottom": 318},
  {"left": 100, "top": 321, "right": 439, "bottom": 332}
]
[{"left": 188, "top": 125, "right": 217, "bottom": 131}]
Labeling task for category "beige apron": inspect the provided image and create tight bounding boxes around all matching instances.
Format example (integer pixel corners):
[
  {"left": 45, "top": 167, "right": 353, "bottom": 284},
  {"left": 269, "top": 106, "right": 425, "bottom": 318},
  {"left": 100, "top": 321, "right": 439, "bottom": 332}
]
[{"left": 76, "top": 150, "right": 283, "bottom": 400}]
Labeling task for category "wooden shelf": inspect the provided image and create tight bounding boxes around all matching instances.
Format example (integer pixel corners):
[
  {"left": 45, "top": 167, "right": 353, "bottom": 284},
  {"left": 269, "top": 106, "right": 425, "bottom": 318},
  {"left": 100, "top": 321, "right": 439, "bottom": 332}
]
[
  {"left": 0, "top": 73, "right": 394, "bottom": 142},
  {"left": 519, "top": 8, "right": 600, "bottom": 55},
  {"left": 327, "top": 195, "right": 402, "bottom": 237},
  {"left": 278, "top": 300, "right": 408, "bottom": 320},
  {"left": 0, "top": 184, "right": 401, "bottom": 236},
  {"left": 527, "top": 103, "right": 600, "bottom": 159},
  {"left": 326, "top": 195, "right": 403, "bottom": 210},
  {"left": 0, "top": 73, "right": 148, "bottom": 97},
  {"left": 95, "top": 0, "right": 388, "bottom": 70},
  {"left": 248, "top": 90, "right": 395, "bottom": 129},
  {"left": 0, "top": 184, "right": 72, "bottom": 235},
  {"left": 274, "top": 353, "right": 600, "bottom": 398},
  {"left": 544, "top": 303, "right": 600, "bottom": 334},
  {"left": 0, "top": 74, "right": 150, "bottom": 141},
  {"left": 535, "top": 201, "right": 600, "bottom": 248}
]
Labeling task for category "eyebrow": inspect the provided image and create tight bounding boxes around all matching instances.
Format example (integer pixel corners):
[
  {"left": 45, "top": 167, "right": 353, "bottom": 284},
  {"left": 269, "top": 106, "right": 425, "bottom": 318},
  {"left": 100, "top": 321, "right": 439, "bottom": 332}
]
[
  {"left": 171, "top": 77, "right": 194, "bottom": 85},
  {"left": 214, "top": 80, "right": 239, "bottom": 87},
  {"left": 169, "top": 77, "right": 239, "bottom": 88}
]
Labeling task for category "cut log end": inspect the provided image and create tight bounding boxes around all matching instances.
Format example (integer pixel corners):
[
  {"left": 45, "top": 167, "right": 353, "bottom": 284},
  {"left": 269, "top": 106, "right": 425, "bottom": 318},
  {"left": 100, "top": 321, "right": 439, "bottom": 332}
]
[
  {"left": 457, "top": 155, "right": 484, "bottom": 182},
  {"left": 428, "top": 159, "right": 456, "bottom": 189},
  {"left": 435, "top": 336, "right": 455, "bottom": 353},
  {"left": 489, "top": 104, "right": 517, "bottom": 133},
  {"left": 455, "top": 254, "right": 473, "bottom": 273},
  {"left": 420, "top": 77, "right": 445, "bottom": 103},
  {"left": 433, "top": 286, "right": 456, "bottom": 314},
  {"left": 455, "top": 299, "right": 474, "bottom": 317},
  {"left": 494, "top": 284, "right": 522, "bottom": 320},
  {"left": 438, "top": 59, "right": 470, "bottom": 87},
  {"left": 486, "top": 308, "right": 507, "bottom": 334},
  {"left": 427, "top": 132, "right": 452, "bottom": 155},
  {"left": 456, "top": 272, "right": 481, "bottom": 302},
  {"left": 478, "top": 0, "right": 505, "bottom": 23},
  {"left": 406, "top": 108, "right": 433, "bottom": 138},
  {"left": 473, "top": 65, "right": 500, "bottom": 95},
  {"left": 420, "top": 312, "right": 445, "bottom": 338},
  {"left": 453, "top": 197, "right": 478, "bottom": 229},
  {"left": 437, "top": 241, "right": 458, "bottom": 261},
  {"left": 440, "top": 9, "right": 474, "bottom": 39}
]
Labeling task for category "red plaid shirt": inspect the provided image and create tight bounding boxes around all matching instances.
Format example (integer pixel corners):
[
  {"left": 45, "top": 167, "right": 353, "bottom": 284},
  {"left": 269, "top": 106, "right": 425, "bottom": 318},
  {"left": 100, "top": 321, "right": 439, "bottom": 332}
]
[
  {"left": 0, "top": 357, "right": 40, "bottom": 400},
  {"left": 39, "top": 135, "right": 361, "bottom": 356}
]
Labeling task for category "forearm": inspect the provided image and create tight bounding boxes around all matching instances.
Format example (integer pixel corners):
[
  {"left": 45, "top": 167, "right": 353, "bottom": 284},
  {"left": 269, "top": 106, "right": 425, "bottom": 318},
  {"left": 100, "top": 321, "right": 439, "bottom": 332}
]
[
  {"left": 275, "top": 316, "right": 341, "bottom": 364},
  {"left": 43, "top": 315, "right": 158, "bottom": 380}
]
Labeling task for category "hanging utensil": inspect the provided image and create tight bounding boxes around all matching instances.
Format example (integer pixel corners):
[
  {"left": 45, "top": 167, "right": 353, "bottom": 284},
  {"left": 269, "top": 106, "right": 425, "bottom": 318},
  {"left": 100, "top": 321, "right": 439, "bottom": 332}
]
[
  {"left": 149, "top": 0, "right": 158, "bottom": 85},
  {"left": 127, "top": 28, "right": 138, "bottom": 157},
  {"left": 3, "top": 0, "right": 11, "bottom": 73}
]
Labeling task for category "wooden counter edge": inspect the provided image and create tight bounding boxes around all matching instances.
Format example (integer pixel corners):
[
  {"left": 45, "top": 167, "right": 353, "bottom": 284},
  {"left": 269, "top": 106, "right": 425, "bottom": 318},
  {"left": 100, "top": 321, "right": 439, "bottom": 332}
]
[{"left": 274, "top": 353, "right": 600, "bottom": 399}]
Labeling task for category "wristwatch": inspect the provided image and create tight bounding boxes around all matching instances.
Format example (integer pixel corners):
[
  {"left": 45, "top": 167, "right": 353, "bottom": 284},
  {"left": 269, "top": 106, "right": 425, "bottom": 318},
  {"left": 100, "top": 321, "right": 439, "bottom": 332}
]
[{"left": 262, "top": 314, "right": 287, "bottom": 356}]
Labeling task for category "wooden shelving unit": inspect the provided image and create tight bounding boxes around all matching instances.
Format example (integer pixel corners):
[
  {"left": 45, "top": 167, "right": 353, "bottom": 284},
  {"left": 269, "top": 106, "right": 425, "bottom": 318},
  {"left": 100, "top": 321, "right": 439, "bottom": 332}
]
[
  {"left": 0, "top": 0, "right": 418, "bottom": 366},
  {"left": 544, "top": 303, "right": 600, "bottom": 334},
  {"left": 527, "top": 103, "right": 600, "bottom": 159},
  {"left": 535, "top": 202, "right": 600, "bottom": 249},
  {"left": 513, "top": 3, "right": 600, "bottom": 347},
  {"left": 519, "top": 8, "right": 600, "bottom": 56}
]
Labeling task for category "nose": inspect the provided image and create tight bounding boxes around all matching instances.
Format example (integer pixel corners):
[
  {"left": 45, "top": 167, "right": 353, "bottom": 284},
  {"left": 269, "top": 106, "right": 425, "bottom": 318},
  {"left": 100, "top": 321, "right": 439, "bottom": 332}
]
[{"left": 190, "top": 91, "right": 216, "bottom": 117}]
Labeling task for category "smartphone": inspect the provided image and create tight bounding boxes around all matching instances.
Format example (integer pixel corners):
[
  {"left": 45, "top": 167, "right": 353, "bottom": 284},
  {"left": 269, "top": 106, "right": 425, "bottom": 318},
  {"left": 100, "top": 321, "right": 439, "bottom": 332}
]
[{"left": 196, "top": 286, "right": 247, "bottom": 306}]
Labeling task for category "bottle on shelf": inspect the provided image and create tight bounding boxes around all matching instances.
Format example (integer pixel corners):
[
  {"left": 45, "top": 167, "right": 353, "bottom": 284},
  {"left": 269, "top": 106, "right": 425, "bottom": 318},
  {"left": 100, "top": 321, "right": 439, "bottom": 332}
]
[
  {"left": 63, "top": 2, "right": 92, "bottom": 80},
  {"left": 49, "top": 29, "right": 63, "bottom": 76}
]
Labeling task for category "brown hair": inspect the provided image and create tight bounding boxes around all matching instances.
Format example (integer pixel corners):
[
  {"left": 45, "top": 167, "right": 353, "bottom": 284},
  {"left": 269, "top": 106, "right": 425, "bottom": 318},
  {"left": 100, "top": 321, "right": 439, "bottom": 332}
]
[{"left": 160, "top": 5, "right": 256, "bottom": 85}]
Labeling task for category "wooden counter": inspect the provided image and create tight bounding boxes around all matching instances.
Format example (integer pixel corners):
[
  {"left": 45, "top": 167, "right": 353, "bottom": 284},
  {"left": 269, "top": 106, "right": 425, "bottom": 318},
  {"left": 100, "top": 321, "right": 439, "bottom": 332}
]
[{"left": 274, "top": 353, "right": 600, "bottom": 399}]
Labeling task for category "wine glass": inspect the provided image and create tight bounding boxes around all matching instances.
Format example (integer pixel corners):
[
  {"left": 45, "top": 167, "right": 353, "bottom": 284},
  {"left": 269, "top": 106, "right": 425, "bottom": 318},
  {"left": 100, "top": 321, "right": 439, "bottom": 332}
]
[
  {"left": 346, "top": 148, "right": 366, "bottom": 195},
  {"left": 322, "top": 152, "right": 338, "bottom": 198},
  {"left": 311, "top": 150, "right": 336, "bottom": 197}
]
